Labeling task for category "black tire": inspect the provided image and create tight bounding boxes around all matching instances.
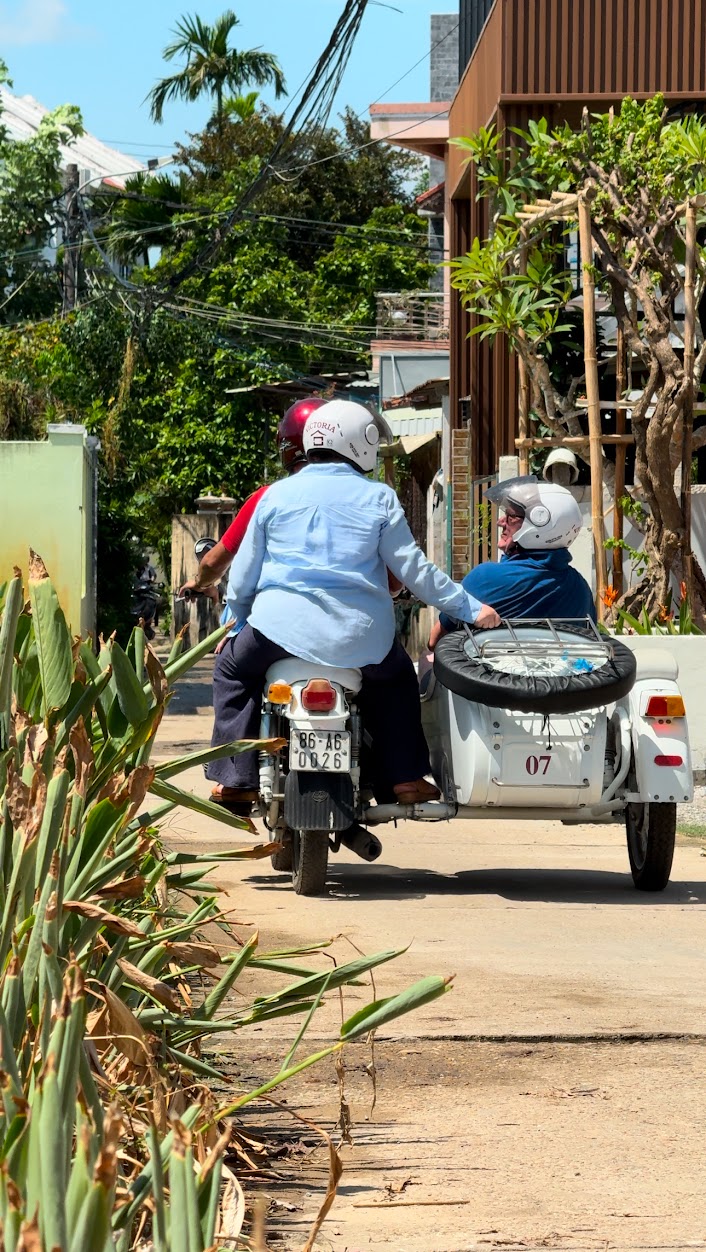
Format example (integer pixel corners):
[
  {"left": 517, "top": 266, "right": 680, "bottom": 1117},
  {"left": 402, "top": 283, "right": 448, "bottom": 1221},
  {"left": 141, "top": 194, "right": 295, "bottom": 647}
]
[
  {"left": 625, "top": 801, "right": 676, "bottom": 891},
  {"left": 271, "top": 831, "right": 293, "bottom": 873},
  {"left": 434, "top": 625, "right": 637, "bottom": 715},
  {"left": 291, "top": 830, "right": 329, "bottom": 896}
]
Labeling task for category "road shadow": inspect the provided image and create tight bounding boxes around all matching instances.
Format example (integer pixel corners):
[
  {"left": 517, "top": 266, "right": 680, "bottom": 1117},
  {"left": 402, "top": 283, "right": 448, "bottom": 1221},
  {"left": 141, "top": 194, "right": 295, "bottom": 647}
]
[{"left": 245, "top": 861, "right": 705, "bottom": 905}]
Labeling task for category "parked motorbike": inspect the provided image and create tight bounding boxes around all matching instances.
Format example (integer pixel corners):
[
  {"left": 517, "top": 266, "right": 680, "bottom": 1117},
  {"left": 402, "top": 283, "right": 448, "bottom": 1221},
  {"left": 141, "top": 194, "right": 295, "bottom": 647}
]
[
  {"left": 254, "top": 618, "right": 692, "bottom": 895},
  {"left": 132, "top": 563, "right": 163, "bottom": 641}
]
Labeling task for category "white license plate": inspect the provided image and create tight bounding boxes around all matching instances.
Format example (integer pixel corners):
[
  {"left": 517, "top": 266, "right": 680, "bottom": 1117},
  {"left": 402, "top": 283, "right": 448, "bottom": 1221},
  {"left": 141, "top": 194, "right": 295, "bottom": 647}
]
[{"left": 292, "top": 730, "right": 351, "bottom": 773}]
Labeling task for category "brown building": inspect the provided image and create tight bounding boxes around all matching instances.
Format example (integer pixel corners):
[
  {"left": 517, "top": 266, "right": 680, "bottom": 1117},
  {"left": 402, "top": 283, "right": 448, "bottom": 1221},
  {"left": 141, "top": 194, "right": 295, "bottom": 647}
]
[{"left": 373, "top": 0, "right": 706, "bottom": 575}]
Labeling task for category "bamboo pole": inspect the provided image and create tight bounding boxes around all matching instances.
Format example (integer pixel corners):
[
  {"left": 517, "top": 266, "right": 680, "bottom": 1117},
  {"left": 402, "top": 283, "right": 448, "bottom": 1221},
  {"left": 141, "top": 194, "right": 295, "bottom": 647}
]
[
  {"left": 515, "top": 433, "right": 634, "bottom": 448},
  {"left": 517, "top": 231, "right": 530, "bottom": 474},
  {"left": 613, "top": 325, "right": 626, "bottom": 598},
  {"left": 681, "top": 201, "right": 697, "bottom": 603},
  {"left": 577, "top": 193, "right": 608, "bottom": 621}
]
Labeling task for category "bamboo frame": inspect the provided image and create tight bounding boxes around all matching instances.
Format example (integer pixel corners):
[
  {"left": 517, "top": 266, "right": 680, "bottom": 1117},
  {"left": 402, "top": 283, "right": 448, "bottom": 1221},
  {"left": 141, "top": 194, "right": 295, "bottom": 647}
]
[
  {"left": 613, "top": 325, "right": 627, "bottom": 598},
  {"left": 577, "top": 193, "right": 608, "bottom": 621},
  {"left": 517, "top": 230, "right": 531, "bottom": 475},
  {"left": 508, "top": 188, "right": 701, "bottom": 622}
]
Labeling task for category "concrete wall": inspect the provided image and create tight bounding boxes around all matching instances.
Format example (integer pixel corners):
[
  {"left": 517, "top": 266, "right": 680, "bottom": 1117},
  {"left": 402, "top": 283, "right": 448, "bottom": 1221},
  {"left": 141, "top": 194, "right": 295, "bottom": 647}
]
[
  {"left": 0, "top": 425, "right": 97, "bottom": 636},
  {"left": 430, "top": 13, "right": 459, "bottom": 101},
  {"left": 379, "top": 350, "right": 449, "bottom": 401}
]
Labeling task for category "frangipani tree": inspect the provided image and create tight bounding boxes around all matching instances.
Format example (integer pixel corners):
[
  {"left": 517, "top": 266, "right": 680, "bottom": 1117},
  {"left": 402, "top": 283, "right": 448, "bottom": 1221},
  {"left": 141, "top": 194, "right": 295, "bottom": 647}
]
[{"left": 450, "top": 96, "right": 706, "bottom": 620}]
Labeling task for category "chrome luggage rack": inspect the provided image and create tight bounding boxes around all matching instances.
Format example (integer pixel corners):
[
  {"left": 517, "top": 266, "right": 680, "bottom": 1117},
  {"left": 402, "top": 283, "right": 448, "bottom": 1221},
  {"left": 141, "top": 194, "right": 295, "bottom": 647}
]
[{"left": 463, "top": 617, "right": 616, "bottom": 666}]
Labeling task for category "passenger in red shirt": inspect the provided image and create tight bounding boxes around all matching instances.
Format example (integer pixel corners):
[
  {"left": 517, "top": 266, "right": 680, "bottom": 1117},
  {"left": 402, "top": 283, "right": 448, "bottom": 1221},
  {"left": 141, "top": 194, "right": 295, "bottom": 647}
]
[{"left": 178, "top": 398, "right": 325, "bottom": 601}]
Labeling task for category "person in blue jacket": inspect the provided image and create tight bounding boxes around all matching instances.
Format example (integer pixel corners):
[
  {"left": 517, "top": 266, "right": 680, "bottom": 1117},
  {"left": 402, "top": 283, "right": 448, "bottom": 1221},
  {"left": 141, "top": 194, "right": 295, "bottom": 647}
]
[{"left": 428, "top": 476, "right": 595, "bottom": 650}]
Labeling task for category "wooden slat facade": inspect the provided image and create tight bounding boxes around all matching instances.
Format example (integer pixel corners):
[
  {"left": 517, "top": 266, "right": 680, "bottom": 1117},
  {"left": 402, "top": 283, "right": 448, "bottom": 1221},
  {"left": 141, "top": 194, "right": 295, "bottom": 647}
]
[{"left": 449, "top": 0, "right": 706, "bottom": 479}]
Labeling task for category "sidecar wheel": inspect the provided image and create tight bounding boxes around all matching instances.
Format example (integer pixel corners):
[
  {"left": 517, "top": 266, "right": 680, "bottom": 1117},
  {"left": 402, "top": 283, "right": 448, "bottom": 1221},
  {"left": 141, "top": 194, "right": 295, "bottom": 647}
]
[
  {"left": 291, "top": 830, "right": 329, "bottom": 896},
  {"left": 625, "top": 801, "right": 676, "bottom": 891}
]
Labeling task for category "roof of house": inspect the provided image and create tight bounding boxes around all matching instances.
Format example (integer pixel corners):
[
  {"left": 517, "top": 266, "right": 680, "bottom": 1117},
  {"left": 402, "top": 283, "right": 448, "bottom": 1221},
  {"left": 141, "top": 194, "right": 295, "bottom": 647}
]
[
  {"left": 0, "top": 89, "right": 146, "bottom": 186},
  {"left": 415, "top": 181, "right": 445, "bottom": 213}
]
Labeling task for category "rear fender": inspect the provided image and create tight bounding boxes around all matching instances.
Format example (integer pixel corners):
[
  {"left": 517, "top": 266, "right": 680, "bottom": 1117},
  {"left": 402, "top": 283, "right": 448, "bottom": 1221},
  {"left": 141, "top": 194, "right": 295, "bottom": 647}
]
[{"left": 625, "top": 678, "right": 693, "bottom": 803}]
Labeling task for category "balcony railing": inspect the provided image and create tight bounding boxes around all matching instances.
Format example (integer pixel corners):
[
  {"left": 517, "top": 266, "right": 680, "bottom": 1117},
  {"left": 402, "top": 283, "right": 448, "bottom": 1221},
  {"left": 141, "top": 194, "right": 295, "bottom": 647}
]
[{"left": 375, "top": 291, "right": 449, "bottom": 342}]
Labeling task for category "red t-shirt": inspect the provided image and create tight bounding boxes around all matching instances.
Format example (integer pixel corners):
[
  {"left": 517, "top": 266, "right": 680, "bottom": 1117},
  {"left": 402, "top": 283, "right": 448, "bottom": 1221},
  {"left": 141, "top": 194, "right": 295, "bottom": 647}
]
[{"left": 221, "top": 484, "right": 270, "bottom": 555}]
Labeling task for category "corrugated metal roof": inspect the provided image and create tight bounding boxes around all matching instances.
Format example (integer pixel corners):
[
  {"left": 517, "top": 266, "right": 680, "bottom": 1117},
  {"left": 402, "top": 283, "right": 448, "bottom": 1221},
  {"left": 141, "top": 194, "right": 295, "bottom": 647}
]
[{"left": 0, "top": 89, "right": 146, "bottom": 185}]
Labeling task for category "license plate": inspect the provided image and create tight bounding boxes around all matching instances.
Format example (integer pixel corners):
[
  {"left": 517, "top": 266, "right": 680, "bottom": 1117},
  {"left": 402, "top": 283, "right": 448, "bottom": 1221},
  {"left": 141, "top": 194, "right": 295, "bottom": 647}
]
[{"left": 292, "top": 730, "right": 351, "bottom": 773}]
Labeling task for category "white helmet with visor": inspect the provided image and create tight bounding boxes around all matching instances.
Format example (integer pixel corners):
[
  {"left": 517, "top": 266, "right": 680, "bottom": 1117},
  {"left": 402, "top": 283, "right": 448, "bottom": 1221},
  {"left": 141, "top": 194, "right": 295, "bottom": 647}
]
[{"left": 485, "top": 475, "right": 582, "bottom": 550}]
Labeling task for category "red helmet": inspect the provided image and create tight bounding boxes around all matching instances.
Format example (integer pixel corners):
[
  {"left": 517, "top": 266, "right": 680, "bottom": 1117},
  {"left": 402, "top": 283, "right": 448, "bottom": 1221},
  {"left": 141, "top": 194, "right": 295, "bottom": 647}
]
[{"left": 277, "top": 397, "right": 326, "bottom": 471}]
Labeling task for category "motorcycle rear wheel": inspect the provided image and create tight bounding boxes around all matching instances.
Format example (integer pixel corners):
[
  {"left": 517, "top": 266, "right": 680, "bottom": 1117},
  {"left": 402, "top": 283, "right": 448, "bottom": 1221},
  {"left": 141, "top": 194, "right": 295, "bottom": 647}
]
[
  {"left": 291, "top": 830, "right": 329, "bottom": 895},
  {"left": 271, "top": 829, "right": 294, "bottom": 873}
]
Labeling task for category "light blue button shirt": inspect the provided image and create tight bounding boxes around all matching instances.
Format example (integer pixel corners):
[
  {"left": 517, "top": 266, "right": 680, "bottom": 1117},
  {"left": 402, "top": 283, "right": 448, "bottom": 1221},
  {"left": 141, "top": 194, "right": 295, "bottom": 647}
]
[{"left": 225, "top": 463, "right": 484, "bottom": 667}]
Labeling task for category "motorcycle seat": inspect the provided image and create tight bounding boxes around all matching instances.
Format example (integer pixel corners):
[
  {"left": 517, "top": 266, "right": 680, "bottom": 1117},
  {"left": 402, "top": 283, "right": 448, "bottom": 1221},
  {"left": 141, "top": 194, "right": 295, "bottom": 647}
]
[{"left": 265, "top": 658, "right": 362, "bottom": 694}]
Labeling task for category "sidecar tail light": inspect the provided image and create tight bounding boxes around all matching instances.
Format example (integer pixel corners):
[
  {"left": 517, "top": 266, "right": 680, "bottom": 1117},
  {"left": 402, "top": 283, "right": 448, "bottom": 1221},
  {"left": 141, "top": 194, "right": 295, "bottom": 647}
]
[
  {"left": 301, "top": 679, "right": 337, "bottom": 712},
  {"left": 646, "top": 695, "right": 686, "bottom": 718},
  {"left": 654, "top": 754, "right": 684, "bottom": 767}
]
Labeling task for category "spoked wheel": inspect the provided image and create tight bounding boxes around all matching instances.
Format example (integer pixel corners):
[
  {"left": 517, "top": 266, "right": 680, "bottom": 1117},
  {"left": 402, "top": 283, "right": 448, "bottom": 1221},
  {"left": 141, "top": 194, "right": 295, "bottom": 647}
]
[
  {"left": 270, "top": 828, "right": 293, "bottom": 873},
  {"left": 625, "top": 801, "right": 676, "bottom": 891},
  {"left": 291, "top": 830, "right": 329, "bottom": 896}
]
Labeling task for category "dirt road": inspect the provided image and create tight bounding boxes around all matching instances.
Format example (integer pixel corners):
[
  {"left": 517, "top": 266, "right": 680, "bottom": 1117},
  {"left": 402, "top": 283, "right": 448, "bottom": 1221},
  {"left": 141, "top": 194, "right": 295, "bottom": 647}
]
[{"left": 155, "top": 663, "right": 706, "bottom": 1250}]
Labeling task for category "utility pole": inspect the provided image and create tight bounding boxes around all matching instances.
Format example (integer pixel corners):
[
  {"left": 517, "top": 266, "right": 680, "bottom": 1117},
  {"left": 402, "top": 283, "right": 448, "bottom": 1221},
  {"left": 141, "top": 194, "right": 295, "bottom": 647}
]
[{"left": 62, "top": 163, "right": 79, "bottom": 314}]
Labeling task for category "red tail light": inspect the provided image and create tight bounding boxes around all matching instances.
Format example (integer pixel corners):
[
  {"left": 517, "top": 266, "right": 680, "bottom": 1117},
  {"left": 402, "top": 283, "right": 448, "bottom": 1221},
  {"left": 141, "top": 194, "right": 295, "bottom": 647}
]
[
  {"left": 646, "top": 695, "right": 686, "bottom": 718},
  {"left": 654, "top": 754, "right": 684, "bottom": 767},
  {"left": 301, "top": 679, "right": 337, "bottom": 712}
]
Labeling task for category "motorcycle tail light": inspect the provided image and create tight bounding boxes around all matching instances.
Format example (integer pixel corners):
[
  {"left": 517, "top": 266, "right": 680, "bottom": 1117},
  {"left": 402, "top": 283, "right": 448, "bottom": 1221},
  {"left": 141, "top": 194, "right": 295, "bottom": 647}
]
[
  {"left": 646, "top": 695, "right": 686, "bottom": 718},
  {"left": 654, "top": 754, "right": 684, "bottom": 766},
  {"left": 267, "top": 681, "right": 292, "bottom": 705},
  {"left": 301, "top": 679, "right": 337, "bottom": 712}
]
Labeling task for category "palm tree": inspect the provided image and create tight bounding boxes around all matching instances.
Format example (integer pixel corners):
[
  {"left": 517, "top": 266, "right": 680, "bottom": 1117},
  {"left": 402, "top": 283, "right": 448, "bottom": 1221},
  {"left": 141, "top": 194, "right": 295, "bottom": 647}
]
[{"left": 146, "top": 11, "right": 286, "bottom": 128}]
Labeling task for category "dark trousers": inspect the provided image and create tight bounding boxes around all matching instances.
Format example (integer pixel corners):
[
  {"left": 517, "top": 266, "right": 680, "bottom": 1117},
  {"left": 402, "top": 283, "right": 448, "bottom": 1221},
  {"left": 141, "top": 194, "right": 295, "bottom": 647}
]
[{"left": 206, "top": 625, "right": 430, "bottom": 791}]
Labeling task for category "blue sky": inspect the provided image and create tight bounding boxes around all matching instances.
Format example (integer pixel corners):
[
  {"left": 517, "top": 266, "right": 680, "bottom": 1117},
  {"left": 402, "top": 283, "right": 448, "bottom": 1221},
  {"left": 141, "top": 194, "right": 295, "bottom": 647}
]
[{"left": 0, "top": 0, "right": 455, "bottom": 164}]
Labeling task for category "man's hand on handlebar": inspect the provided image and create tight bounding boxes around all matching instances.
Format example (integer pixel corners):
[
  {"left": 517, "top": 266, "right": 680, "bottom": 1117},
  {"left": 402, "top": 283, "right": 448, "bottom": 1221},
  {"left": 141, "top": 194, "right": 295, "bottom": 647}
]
[{"left": 473, "top": 603, "right": 501, "bottom": 630}]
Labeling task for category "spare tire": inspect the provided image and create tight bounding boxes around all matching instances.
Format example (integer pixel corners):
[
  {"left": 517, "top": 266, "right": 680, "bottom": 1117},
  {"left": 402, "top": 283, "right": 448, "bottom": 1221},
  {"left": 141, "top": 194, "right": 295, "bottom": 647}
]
[{"left": 433, "top": 624, "right": 637, "bottom": 715}]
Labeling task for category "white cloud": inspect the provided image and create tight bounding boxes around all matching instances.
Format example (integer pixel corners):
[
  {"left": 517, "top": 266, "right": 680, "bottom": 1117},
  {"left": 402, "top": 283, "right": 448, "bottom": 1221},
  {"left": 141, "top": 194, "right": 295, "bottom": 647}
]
[{"left": 0, "top": 0, "right": 70, "bottom": 46}]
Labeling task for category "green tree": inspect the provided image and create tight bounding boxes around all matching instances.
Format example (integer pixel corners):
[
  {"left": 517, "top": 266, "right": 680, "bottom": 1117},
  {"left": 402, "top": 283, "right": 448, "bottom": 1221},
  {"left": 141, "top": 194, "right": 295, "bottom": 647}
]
[
  {"left": 147, "top": 10, "right": 286, "bottom": 128},
  {"left": 450, "top": 97, "right": 706, "bottom": 619},
  {"left": 0, "top": 61, "right": 83, "bottom": 323}
]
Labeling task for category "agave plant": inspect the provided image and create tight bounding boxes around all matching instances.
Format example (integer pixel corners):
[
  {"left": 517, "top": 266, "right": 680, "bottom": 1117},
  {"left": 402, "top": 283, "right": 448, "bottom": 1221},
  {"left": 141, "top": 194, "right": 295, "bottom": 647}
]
[{"left": 0, "top": 555, "right": 449, "bottom": 1250}]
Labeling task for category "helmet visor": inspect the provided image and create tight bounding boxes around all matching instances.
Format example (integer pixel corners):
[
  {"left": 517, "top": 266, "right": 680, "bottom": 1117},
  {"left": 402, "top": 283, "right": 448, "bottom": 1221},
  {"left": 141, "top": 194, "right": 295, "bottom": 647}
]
[{"left": 484, "top": 474, "right": 539, "bottom": 506}]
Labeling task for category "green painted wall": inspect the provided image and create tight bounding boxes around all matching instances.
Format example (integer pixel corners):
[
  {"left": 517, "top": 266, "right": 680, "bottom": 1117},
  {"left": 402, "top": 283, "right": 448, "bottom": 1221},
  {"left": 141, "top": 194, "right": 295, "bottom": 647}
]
[{"left": 0, "top": 425, "right": 97, "bottom": 635}]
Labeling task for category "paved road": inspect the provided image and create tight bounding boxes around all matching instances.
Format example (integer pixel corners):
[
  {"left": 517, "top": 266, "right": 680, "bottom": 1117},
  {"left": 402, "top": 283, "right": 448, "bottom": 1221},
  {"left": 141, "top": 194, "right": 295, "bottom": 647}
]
[{"left": 153, "top": 662, "right": 706, "bottom": 1250}]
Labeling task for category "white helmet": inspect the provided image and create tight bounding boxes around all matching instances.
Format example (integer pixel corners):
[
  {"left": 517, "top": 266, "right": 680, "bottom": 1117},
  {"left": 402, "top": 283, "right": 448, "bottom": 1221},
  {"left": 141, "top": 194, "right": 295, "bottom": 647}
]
[
  {"left": 485, "top": 475, "right": 582, "bottom": 550},
  {"left": 303, "top": 400, "right": 393, "bottom": 474},
  {"left": 543, "top": 447, "right": 579, "bottom": 485}
]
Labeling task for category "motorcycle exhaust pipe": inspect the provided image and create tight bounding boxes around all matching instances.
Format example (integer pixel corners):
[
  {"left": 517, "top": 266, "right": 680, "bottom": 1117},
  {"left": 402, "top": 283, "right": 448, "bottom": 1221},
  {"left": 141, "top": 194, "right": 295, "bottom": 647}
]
[{"left": 363, "top": 801, "right": 456, "bottom": 824}]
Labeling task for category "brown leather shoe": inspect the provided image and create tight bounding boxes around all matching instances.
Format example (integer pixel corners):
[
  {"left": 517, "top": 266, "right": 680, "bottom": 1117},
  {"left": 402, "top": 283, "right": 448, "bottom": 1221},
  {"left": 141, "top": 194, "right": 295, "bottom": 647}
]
[{"left": 393, "top": 778, "right": 441, "bottom": 805}]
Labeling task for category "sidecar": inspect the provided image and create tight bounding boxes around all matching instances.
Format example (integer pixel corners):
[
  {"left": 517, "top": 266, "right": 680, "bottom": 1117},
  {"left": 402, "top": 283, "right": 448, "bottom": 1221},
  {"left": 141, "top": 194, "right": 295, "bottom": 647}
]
[{"left": 421, "top": 619, "right": 693, "bottom": 890}]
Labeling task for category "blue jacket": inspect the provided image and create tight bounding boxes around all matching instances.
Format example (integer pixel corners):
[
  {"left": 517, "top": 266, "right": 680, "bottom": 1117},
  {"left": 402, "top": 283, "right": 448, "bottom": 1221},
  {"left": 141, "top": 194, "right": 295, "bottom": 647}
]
[{"left": 439, "top": 548, "right": 596, "bottom": 630}]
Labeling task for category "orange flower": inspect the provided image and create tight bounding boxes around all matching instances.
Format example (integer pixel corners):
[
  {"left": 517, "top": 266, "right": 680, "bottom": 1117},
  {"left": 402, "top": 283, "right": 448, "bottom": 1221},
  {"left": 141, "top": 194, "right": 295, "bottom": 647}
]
[
  {"left": 602, "top": 585, "right": 618, "bottom": 607},
  {"left": 657, "top": 604, "right": 674, "bottom": 623},
  {"left": 680, "top": 580, "right": 688, "bottom": 601}
]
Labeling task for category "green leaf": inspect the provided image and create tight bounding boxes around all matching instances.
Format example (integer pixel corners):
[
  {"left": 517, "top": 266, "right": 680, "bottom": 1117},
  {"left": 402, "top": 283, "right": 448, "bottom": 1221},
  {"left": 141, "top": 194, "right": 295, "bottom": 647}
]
[
  {"left": 28, "top": 553, "right": 73, "bottom": 717},
  {"left": 106, "top": 640, "right": 150, "bottom": 726},
  {"left": 340, "top": 975, "right": 451, "bottom": 1041}
]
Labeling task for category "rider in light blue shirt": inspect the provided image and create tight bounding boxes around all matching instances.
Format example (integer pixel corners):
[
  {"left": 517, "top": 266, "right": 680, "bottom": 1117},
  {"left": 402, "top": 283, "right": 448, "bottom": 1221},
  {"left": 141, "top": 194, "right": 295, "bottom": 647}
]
[{"left": 226, "top": 462, "right": 490, "bottom": 667}]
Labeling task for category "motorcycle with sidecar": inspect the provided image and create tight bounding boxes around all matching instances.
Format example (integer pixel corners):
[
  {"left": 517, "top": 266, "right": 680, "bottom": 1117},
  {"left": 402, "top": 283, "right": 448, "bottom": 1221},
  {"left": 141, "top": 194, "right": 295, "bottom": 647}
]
[{"left": 254, "top": 618, "right": 692, "bottom": 894}]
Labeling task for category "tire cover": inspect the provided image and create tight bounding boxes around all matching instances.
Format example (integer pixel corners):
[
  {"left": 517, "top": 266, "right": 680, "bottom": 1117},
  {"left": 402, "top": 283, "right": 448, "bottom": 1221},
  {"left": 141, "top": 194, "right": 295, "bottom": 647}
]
[{"left": 433, "top": 625, "right": 637, "bottom": 714}]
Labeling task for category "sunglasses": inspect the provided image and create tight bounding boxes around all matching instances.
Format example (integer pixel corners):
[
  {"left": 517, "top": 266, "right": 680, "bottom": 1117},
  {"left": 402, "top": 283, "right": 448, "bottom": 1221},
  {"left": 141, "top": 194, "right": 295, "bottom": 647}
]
[{"left": 501, "top": 510, "right": 523, "bottom": 524}]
